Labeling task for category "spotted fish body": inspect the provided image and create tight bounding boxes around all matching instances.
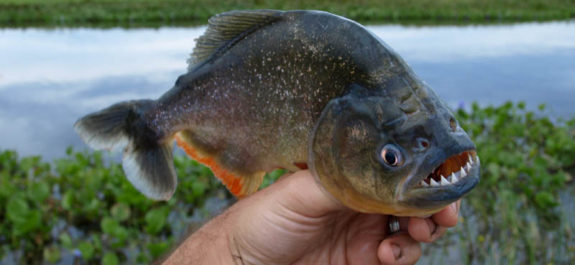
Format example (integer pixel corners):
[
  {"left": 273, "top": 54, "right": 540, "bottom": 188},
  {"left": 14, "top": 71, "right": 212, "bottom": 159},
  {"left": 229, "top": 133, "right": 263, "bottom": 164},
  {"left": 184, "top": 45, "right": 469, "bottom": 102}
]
[{"left": 75, "top": 10, "right": 480, "bottom": 216}]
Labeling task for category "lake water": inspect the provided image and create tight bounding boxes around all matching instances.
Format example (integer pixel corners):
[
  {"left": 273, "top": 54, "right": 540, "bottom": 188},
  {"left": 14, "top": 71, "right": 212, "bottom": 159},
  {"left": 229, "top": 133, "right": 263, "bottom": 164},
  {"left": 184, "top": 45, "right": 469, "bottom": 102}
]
[{"left": 1, "top": 22, "right": 574, "bottom": 159}]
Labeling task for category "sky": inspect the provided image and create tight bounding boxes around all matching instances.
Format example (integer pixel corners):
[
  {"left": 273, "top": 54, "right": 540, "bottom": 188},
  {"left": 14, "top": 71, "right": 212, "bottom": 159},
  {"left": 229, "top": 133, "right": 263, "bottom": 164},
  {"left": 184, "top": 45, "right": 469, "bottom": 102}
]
[{"left": 0, "top": 21, "right": 574, "bottom": 158}]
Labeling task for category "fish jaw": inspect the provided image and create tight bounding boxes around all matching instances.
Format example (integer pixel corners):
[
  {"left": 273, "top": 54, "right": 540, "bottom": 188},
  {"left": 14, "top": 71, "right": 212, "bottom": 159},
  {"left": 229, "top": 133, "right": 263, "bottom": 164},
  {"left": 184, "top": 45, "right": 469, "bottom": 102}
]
[{"left": 398, "top": 150, "right": 480, "bottom": 211}]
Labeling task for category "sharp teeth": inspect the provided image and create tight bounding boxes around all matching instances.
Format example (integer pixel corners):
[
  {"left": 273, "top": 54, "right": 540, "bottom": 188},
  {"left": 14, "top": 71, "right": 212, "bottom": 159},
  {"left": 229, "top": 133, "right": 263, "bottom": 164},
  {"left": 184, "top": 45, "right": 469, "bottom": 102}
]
[
  {"left": 440, "top": 175, "right": 450, "bottom": 186},
  {"left": 430, "top": 178, "right": 439, "bottom": 187},
  {"left": 421, "top": 180, "right": 429, "bottom": 187},
  {"left": 461, "top": 168, "right": 467, "bottom": 178},
  {"left": 451, "top": 172, "right": 458, "bottom": 183},
  {"left": 465, "top": 162, "right": 471, "bottom": 171},
  {"left": 468, "top": 154, "right": 473, "bottom": 164}
]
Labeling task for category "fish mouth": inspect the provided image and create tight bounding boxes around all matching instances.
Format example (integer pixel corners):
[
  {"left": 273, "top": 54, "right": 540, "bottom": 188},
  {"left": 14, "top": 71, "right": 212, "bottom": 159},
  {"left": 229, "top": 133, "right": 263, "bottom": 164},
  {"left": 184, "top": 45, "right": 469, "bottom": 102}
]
[
  {"left": 404, "top": 150, "right": 480, "bottom": 206},
  {"left": 419, "top": 150, "right": 479, "bottom": 189}
]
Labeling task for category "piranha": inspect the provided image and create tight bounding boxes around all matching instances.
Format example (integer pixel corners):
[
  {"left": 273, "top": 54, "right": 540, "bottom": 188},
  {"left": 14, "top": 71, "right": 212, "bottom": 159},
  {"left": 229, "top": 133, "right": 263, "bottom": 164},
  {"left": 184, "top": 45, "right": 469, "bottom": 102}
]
[{"left": 75, "top": 10, "right": 479, "bottom": 216}]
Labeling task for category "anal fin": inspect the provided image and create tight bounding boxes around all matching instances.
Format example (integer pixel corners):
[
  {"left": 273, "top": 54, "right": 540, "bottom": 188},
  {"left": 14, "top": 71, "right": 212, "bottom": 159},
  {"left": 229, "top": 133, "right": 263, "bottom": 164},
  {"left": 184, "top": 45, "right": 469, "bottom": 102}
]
[{"left": 175, "top": 132, "right": 264, "bottom": 198}]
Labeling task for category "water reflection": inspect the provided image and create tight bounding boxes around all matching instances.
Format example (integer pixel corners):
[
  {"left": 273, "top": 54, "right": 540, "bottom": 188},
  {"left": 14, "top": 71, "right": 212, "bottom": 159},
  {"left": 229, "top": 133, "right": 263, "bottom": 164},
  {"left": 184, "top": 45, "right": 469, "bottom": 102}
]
[{"left": 0, "top": 22, "right": 574, "bottom": 159}]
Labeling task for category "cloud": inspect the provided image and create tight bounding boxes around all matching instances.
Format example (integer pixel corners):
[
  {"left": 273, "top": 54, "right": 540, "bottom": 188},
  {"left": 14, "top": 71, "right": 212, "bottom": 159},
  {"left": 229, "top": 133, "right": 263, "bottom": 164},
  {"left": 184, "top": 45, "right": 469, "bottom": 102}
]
[
  {"left": 369, "top": 21, "right": 575, "bottom": 62},
  {"left": 0, "top": 27, "right": 206, "bottom": 88}
]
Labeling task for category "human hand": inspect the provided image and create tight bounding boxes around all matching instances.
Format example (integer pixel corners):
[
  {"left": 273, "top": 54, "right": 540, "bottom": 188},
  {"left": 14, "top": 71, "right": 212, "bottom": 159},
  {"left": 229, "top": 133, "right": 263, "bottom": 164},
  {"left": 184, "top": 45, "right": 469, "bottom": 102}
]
[{"left": 163, "top": 170, "right": 461, "bottom": 265}]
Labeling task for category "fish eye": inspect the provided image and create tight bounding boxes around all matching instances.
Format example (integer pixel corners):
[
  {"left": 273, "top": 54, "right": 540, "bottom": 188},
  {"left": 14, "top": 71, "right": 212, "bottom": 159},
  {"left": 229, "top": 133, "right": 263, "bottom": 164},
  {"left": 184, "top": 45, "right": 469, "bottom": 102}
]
[{"left": 380, "top": 144, "right": 403, "bottom": 167}]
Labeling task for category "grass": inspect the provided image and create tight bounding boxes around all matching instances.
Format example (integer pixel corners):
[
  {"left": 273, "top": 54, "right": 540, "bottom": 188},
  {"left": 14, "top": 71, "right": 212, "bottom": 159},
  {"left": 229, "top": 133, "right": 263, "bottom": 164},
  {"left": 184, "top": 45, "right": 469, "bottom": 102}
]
[{"left": 0, "top": 0, "right": 574, "bottom": 27}]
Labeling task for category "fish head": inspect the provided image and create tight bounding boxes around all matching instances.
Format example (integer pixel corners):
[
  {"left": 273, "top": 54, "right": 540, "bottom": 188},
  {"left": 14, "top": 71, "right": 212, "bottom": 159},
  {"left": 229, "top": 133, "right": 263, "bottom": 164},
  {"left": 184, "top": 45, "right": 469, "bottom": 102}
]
[{"left": 310, "top": 85, "right": 479, "bottom": 216}]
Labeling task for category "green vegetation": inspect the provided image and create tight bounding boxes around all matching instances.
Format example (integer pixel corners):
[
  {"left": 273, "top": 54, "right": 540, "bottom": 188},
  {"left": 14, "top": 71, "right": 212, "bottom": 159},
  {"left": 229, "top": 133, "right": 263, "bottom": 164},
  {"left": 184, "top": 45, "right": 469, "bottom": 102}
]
[
  {"left": 1, "top": 102, "right": 574, "bottom": 264},
  {"left": 0, "top": 148, "right": 225, "bottom": 264},
  {"left": 434, "top": 102, "right": 575, "bottom": 264},
  {"left": 0, "top": 0, "right": 574, "bottom": 27}
]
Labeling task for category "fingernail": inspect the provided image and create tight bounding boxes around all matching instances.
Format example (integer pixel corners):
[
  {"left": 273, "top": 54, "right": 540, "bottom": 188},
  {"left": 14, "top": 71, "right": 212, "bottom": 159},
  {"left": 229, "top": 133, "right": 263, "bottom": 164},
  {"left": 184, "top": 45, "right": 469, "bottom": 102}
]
[
  {"left": 391, "top": 244, "right": 401, "bottom": 260},
  {"left": 427, "top": 219, "right": 437, "bottom": 235},
  {"left": 452, "top": 203, "right": 459, "bottom": 215}
]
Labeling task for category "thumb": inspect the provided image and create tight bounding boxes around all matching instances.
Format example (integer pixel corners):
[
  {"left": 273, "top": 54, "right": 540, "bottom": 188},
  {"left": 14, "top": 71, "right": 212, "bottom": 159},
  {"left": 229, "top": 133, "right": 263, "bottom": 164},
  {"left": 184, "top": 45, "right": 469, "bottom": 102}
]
[{"left": 268, "top": 170, "right": 348, "bottom": 218}]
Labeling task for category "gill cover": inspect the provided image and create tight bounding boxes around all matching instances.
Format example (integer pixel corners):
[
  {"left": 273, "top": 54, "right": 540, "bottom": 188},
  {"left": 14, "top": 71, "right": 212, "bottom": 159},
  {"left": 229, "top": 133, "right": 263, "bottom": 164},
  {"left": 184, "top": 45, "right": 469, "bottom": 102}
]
[{"left": 310, "top": 91, "right": 409, "bottom": 214}]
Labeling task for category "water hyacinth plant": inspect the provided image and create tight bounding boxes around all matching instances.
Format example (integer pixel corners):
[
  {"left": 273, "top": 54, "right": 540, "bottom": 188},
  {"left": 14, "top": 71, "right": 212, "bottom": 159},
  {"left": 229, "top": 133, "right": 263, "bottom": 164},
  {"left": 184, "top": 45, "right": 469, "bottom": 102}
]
[
  {"left": 0, "top": 101, "right": 574, "bottom": 264},
  {"left": 421, "top": 102, "right": 575, "bottom": 264}
]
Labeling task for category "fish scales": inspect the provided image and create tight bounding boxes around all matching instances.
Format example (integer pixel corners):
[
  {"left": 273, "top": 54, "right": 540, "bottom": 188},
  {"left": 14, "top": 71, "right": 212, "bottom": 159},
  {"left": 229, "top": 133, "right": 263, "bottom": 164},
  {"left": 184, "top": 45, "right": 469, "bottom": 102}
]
[
  {"left": 75, "top": 10, "right": 479, "bottom": 216},
  {"left": 155, "top": 13, "right": 362, "bottom": 169}
]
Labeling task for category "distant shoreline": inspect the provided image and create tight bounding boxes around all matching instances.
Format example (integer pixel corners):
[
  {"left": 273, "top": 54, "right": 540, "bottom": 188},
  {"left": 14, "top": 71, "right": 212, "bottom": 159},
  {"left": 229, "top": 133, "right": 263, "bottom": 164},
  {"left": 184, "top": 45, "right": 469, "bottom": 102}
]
[{"left": 1, "top": 0, "right": 574, "bottom": 28}]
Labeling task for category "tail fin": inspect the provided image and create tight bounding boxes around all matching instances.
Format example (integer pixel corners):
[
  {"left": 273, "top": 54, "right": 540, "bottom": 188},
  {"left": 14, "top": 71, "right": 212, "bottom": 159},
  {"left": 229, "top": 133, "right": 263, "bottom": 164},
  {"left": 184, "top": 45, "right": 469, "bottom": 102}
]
[{"left": 74, "top": 100, "right": 177, "bottom": 200}]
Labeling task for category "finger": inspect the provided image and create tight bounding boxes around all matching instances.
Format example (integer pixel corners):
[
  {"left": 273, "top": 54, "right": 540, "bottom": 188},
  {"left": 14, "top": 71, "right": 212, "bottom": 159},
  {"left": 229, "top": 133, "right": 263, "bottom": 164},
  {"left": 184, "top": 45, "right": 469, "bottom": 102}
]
[
  {"left": 407, "top": 217, "right": 435, "bottom": 243},
  {"left": 407, "top": 216, "right": 449, "bottom": 243},
  {"left": 378, "top": 232, "right": 421, "bottom": 265},
  {"left": 431, "top": 200, "right": 461, "bottom": 228}
]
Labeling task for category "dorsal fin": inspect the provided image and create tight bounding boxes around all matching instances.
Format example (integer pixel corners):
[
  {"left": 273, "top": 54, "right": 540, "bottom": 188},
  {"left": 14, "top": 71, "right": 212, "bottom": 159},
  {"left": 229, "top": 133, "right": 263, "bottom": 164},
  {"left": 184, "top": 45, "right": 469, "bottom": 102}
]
[{"left": 187, "top": 10, "right": 283, "bottom": 70}]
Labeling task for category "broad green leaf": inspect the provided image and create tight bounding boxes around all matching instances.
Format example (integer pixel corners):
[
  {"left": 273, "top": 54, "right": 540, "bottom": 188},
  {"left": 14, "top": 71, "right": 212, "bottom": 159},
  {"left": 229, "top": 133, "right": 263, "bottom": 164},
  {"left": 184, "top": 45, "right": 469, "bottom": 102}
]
[
  {"left": 145, "top": 207, "right": 168, "bottom": 235},
  {"left": 101, "top": 216, "right": 129, "bottom": 243},
  {"left": 62, "top": 191, "right": 74, "bottom": 210},
  {"left": 111, "top": 203, "right": 131, "bottom": 222},
  {"left": 535, "top": 192, "right": 558, "bottom": 209},
  {"left": 102, "top": 252, "right": 119, "bottom": 265},
  {"left": 192, "top": 181, "right": 207, "bottom": 198},
  {"left": 6, "top": 197, "right": 30, "bottom": 223},
  {"left": 13, "top": 210, "right": 42, "bottom": 237},
  {"left": 112, "top": 225, "right": 130, "bottom": 243},
  {"left": 59, "top": 233, "right": 73, "bottom": 249},
  {"left": 78, "top": 241, "right": 95, "bottom": 260},
  {"left": 101, "top": 217, "right": 119, "bottom": 235},
  {"left": 44, "top": 246, "right": 62, "bottom": 263},
  {"left": 28, "top": 181, "right": 50, "bottom": 202},
  {"left": 147, "top": 241, "right": 170, "bottom": 258},
  {"left": 83, "top": 198, "right": 101, "bottom": 216}
]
